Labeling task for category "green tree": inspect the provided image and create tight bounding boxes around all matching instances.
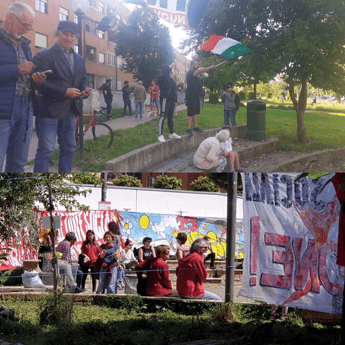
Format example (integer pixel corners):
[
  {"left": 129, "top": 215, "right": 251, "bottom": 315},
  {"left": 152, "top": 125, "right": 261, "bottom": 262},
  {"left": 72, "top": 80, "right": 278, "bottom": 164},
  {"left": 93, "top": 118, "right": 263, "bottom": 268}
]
[
  {"left": 190, "top": 0, "right": 345, "bottom": 143},
  {"left": 109, "top": 6, "right": 175, "bottom": 89},
  {"left": 0, "top": 174, "right": 91, "bottom": 253}
]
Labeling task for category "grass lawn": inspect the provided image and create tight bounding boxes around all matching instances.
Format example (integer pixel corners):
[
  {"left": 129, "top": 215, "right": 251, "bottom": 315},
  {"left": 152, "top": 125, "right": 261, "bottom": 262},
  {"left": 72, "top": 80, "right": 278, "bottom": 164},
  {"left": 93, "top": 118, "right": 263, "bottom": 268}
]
[
  {"left": 45, "top": 100, "right": 345, "bottom": 172},
  {"left": 0, "top": 297, "right": 341, "bottom": 345}
]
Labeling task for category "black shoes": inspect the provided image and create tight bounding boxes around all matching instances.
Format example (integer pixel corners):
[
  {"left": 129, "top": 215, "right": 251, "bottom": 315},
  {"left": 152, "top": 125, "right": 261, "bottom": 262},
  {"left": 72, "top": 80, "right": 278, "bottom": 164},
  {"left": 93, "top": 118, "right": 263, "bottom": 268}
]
[{"left": 74, "top": 287, "right": 85, "bottom": 293}]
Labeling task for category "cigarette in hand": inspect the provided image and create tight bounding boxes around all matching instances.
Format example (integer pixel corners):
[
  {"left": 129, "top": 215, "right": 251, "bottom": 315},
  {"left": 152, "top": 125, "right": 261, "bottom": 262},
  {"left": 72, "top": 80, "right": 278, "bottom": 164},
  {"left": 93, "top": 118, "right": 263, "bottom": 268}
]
[{"left": 41, "top": 69, "right": 53, "bottom": 74}]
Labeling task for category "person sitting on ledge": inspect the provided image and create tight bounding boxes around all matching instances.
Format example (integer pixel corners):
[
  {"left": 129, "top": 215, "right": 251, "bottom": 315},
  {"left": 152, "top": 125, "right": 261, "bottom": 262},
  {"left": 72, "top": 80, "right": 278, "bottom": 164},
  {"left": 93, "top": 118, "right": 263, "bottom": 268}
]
[
  {"left": 193, "top": 129, "right": 230, "bottom": 171},
  {"left": 135, "top": 244, "right": 173, "bottom": 297},
  {"left": 176, "top": 238, "right": 222, "bottom": 300},
  {"left": 216, "top": 128, "right": 240, "bottom": 172}
]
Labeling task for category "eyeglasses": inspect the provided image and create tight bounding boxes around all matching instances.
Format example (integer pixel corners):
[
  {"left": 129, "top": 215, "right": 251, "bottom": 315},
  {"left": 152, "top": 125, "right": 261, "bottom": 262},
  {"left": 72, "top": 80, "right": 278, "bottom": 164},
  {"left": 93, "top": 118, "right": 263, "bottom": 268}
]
[{"left": 13, "top": 14, "right": 33, "bottom": 32}]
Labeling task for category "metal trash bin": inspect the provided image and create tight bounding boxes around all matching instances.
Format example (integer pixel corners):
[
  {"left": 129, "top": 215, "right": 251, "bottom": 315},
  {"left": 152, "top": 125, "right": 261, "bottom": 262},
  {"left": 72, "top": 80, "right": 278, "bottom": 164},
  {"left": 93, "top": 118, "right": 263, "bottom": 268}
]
[
  {"left": 124, "top": 274, "right": 138, "bottom": 294},
  {"left": 246, "top": 100, "right": 267, "bottom": 141}
]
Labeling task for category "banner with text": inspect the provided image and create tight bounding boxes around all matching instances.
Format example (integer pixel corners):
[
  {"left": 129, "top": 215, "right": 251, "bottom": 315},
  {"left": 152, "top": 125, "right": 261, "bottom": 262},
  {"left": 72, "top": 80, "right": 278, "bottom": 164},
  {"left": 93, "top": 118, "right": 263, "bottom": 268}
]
[
  {"left": 0, "top": 209, "right": 244, "bottom": 270},
  {"left": 239, "top": 173, "right": 344, "bottom": 314},
  {"left": 124, "top": 0, "right": 210, "bottom": 27}
]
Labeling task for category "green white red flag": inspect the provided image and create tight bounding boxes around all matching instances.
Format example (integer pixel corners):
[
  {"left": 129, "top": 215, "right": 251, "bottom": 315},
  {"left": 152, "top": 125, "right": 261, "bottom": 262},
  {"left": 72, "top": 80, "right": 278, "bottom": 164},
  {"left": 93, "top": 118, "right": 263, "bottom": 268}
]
[{"left": 200, "top": 35, "right": 252, "bottom": 60}]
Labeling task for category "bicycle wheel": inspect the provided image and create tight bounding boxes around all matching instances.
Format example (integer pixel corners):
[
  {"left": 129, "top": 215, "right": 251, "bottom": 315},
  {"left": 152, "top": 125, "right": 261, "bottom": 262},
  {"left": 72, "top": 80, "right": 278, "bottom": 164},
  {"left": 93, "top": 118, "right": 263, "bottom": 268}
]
[{"left": 91, "top": 122, "right": 114, "bottom": 149}]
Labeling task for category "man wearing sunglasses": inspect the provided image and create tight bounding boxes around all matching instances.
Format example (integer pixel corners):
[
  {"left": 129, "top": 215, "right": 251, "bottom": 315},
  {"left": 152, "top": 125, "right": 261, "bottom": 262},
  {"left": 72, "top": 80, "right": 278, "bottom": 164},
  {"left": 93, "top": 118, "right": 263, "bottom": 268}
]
[{"left": 0, "top": 2, "right": 46, "bottom": 172}]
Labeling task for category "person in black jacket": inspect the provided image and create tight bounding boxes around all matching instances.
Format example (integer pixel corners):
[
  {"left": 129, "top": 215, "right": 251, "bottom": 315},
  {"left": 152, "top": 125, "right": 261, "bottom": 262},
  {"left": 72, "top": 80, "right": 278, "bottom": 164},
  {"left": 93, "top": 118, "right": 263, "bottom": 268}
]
[
  {"left": 122, "top": 81, "right": 132, "bottom": 117},
  {"left": 99, "top": 79, "right": 113, "bottom": 115},
  {"left": 157, "top": 64, "right": 181, "bottom": 143}
]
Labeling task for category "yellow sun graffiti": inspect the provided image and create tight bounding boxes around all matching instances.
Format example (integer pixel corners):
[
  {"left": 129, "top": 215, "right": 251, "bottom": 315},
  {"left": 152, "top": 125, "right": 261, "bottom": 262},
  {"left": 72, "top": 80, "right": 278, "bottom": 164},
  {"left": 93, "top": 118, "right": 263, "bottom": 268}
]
[{"left": 139, "top": 215, "right": 149, "bottom": 229}]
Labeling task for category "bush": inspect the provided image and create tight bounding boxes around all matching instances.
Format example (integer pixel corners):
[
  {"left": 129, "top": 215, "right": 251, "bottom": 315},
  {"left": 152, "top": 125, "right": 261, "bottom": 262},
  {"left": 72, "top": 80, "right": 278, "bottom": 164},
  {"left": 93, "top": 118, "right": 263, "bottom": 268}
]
[
  {"left": 248, "top": 92, "right": 256, "bottom": 100},
  {"left": 38, "top": 291, "right": 74, "bottom": 326},
  {"left": 238, "top": 91, "right": 246, "bottom": 100},
  {"left": 153, "top": 175, "right": 182, "bottom": 190},
  {"left": 191, "top": 176, "right": 220, "bottom": 192},
  {"left": 0, "top": 268, "right": 24, "bottom": 286},
  {"left": 266, "top": 92, "right": 272, "bottom": 99},
  {"left": 112, "top": 174, "right": 142, "bottom": 187},
  {"left": 208, "top": 92, "right": 220, "bottom": 104}
]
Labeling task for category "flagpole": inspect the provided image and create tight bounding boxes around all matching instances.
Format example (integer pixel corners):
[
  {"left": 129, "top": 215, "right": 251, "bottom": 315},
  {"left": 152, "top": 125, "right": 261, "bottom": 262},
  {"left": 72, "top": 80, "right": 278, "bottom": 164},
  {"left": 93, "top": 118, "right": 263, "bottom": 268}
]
[{"left": 214, "top": 60, "right": 228, "bottom": 68}]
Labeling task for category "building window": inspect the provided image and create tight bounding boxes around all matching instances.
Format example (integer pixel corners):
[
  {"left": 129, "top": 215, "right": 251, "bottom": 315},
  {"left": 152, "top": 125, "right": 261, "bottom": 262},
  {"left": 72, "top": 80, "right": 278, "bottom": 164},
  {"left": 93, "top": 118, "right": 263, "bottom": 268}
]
[
  {"left": 35, "top": 33, "right": 47, "bottom": 48},
  {"left": 116, "top": 14, "right": 121, "bottom": 21},
  {"left": 74, "top": 16, "right": 79, "bottom": 24},
  {"left": 85, "top": 17, "right": 96, "bottom": 35},
  {"left": 87, "top": 74, "right": 95, "bottom": 88},
  {"left": 107, "top": 52, "right": 115, "bottom": 66},
  {"left": 107, "top": 7, "right": 115, "bottom": 15},
  {"left": 59, "top": 7, "right": 69, "bottom": 21},
  {"left": 98, "top": 30, "right": 105, "bottom": 39},
  {"left": 88, "top": 0, "right": 97, "bottom": 7},
  {"left": 35, "top": 0, "right": 48, "bottom": 14},
  {"left": 99, "top": 1, "right": 105, "bottom": 14},
  {"left": 117, "top": 57, "right": 122, "bottom": 68},
  {"left": 117, "top": 80, "right": 122, "bottom": 90},
  {"left": 86, "top": 45, "right": 96, "bottom": 61},
  {"left": 99, "top": 52, "right": 105, "bottom": 64},
  {"left": 74, "top": 44, "right": 79, "bottom": 54}
]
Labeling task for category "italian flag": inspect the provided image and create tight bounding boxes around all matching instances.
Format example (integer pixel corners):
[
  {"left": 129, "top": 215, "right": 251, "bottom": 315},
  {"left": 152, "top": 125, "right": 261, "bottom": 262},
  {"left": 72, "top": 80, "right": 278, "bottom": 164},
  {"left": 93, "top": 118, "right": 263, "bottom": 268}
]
[{"left": 200, "top": 35, "right": 252, "bottom": 60}]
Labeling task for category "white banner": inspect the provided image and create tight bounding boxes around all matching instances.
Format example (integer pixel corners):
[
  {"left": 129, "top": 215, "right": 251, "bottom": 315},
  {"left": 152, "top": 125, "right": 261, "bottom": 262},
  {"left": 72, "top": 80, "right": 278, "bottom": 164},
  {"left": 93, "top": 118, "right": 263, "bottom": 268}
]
[{"left": 239, "top": 173, "right": 344, "bottom": 314}]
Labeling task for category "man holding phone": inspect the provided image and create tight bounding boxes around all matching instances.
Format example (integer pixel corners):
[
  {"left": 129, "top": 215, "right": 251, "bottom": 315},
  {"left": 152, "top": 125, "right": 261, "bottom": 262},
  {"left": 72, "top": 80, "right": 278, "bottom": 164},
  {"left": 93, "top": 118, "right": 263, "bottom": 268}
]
[
  {"left": 0, "top": 2, "right": 46, "bottom": 172},
  {"left": 32, "top": 20, "right": 91, "bottom": 172}
]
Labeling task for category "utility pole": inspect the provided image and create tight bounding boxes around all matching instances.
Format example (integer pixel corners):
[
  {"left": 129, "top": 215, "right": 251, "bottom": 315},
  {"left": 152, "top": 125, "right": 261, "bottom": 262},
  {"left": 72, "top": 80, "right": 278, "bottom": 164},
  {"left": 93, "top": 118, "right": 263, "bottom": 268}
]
[{"left": 225, "top": 172, "right": 238, "bottom": 302}]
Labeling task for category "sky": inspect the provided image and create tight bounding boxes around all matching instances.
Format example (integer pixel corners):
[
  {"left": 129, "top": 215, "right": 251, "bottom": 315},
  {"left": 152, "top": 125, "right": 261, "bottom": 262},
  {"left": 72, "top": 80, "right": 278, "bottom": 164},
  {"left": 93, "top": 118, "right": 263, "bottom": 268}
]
[{"left": 123, "top": 2, "right": 190, "bottom": 54}]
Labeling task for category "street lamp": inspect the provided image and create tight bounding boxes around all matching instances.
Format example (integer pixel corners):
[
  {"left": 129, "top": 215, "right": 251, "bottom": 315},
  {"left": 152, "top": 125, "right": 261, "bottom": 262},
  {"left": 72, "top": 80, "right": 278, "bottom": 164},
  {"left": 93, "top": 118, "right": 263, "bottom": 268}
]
[{"left": 70, "top": 0, "right": 89, "bottom": 157}]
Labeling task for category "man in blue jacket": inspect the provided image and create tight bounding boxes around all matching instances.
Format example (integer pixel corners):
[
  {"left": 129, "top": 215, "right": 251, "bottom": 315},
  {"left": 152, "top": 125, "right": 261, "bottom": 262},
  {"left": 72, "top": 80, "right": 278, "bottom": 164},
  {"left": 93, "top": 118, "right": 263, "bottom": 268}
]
[
  {"left": 0, "top": 2, "right": 46, "bottom": 172},
  {"left": 32, "top": 20, "right": 92, "bottom": 172}
]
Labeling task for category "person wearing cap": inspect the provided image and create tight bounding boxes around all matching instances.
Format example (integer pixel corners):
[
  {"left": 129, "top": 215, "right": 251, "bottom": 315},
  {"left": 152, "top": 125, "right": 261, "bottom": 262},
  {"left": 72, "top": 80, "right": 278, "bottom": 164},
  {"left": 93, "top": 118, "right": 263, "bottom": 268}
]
[
  {"left": 122, "top": 80, "right": 132, "bottom": 117},
  {"left": 0, "top": 2, "right": 46, "bottom": 172},
  {"left": 56, "top": 232, "right": 85, "bottom": 293},
  {"left": 157, "top": 64, "right": 181, "bottom": 143},
  {"left": 99, "top": 78, "right": 113, "bottom": 115},
  {"left": 31, "top": 20, "right": 92, "bottom": 172}
]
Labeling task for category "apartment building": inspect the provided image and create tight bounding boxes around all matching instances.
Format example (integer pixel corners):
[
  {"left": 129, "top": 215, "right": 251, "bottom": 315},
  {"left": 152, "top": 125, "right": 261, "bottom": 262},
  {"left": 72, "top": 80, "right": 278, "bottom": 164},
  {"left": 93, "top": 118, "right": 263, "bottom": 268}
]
[
  {"left": 172, "top": 48, "right": 190, "bottom": 90},
  {"left": 1, "top": 0, "right": 135, "bottom": 90}
]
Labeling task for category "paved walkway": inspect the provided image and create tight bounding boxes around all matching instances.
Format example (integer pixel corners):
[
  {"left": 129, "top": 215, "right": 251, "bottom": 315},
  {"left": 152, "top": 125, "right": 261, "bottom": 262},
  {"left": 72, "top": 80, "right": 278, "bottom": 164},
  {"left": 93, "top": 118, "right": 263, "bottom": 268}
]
[{"left": 25, "top": 104, "right": 187, "bottom": 172}]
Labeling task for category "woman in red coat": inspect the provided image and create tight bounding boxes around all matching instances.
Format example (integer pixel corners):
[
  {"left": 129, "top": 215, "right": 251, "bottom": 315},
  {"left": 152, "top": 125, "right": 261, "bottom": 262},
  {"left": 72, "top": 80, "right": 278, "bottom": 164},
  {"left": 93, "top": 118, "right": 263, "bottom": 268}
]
[{"left": 135, "top": 245, "right": 172, "bottom": 296}]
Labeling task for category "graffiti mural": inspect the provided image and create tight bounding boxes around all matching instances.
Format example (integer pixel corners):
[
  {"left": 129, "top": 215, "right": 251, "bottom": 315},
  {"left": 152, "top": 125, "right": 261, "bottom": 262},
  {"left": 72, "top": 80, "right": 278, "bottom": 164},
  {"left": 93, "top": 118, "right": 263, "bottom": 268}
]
[{"left": 0, "top": 209, "right": 244, "bottom": 270}]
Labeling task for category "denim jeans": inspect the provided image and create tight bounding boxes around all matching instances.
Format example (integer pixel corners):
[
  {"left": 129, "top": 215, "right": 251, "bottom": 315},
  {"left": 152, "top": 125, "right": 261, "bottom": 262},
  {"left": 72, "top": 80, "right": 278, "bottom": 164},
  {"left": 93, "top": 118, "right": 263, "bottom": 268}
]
[
  {"left": 203, "top": 290, "right": 222, "bottom": 301},
  {"left": 134, "top": 101, "right": 144, "bottom": 119},
  {"left": 224, "top": 108, "right": 237, "bottom": 127},
  {"left": 34, "top": 113, "right": 77, "bottom": 172},
  {"left": 57, "top": 261, "right": 77, "bottom": 290},
  {"left": 123, "top": 99, "right": 132, "bottom": 115},
  {"left": 0, "top": 95, "right": 33, "bottom": 172},
  {"left": 96, "top": 266, "right": 118, "bottom": 294}
]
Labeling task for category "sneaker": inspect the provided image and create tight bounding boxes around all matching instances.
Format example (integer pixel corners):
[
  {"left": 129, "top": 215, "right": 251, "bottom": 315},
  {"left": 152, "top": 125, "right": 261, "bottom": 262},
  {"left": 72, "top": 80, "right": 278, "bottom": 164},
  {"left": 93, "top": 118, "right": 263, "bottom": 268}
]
[
  {"left": 169, "top": 132, "right": 181, "bottom": 139},
  {"left": 118, "top": 283, "right": 124, "bottom": 290},
  {"left": 222, "top": 125, "right": 230, "bottom": 129},
  {"left": 193, "top": 127, "right": 203, "bottom": 133},
  {"left": 134, "top": 117, "right": 139, "bottom": 121},
  {"left": 74, "top": 287, "right": 85, "bottom": 293},
  {"left": 158, "top": 135, "right": 165, "bottom": 142},
  {"left": 186, "top": 128, "right": 193, "bottom": 136}
]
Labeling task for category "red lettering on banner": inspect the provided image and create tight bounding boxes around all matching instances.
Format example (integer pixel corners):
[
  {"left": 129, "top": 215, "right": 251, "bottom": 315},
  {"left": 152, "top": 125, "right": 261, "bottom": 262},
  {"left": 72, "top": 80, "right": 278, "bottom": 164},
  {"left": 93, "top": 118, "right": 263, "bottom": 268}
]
[
  {"left": 250, "top": 216, "right": 260, "bottom": 286},
  {"left": 293, "top": 238, "right": 320, "bottom": 293},
  {"left": 260, "top": 232, "right": 293, "bottom": 289},
  {"left": 319, "top": 241, "right": 343, "bottom": 295}
]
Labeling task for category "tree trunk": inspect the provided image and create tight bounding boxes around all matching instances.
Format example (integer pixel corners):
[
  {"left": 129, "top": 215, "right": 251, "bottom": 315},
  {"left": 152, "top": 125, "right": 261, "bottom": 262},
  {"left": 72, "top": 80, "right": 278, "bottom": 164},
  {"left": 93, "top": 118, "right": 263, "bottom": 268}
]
[{"left": 288, "top": 78, "right": 308, "bottom": 144}]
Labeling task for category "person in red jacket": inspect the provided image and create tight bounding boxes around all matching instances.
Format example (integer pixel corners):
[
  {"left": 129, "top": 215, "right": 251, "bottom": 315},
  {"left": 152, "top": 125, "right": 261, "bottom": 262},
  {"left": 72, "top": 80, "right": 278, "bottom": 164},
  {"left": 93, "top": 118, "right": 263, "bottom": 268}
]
[
  {"left": 135, "top": 245, "right": 173, "bottom": 296},
  {"left": 176, "top": 238, "right": 222, "bottom": 300}
]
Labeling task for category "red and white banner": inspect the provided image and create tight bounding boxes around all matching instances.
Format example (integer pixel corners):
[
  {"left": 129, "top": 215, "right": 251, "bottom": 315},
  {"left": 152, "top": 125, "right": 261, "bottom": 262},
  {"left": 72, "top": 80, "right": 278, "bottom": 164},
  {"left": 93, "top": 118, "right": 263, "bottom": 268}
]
[{"left": 239, "top": 173, "right": 344, "bottom": 314}]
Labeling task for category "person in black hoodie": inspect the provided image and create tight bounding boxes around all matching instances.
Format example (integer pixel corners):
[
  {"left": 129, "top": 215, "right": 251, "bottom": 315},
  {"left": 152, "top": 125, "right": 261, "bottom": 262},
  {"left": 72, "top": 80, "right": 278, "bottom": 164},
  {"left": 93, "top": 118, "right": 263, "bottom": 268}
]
[
  {"left": 99, "top": 79, "right": 113, "bottom": 115},
  {"left": 157, "top": 64, "right": 181, "bottom": 143}
]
